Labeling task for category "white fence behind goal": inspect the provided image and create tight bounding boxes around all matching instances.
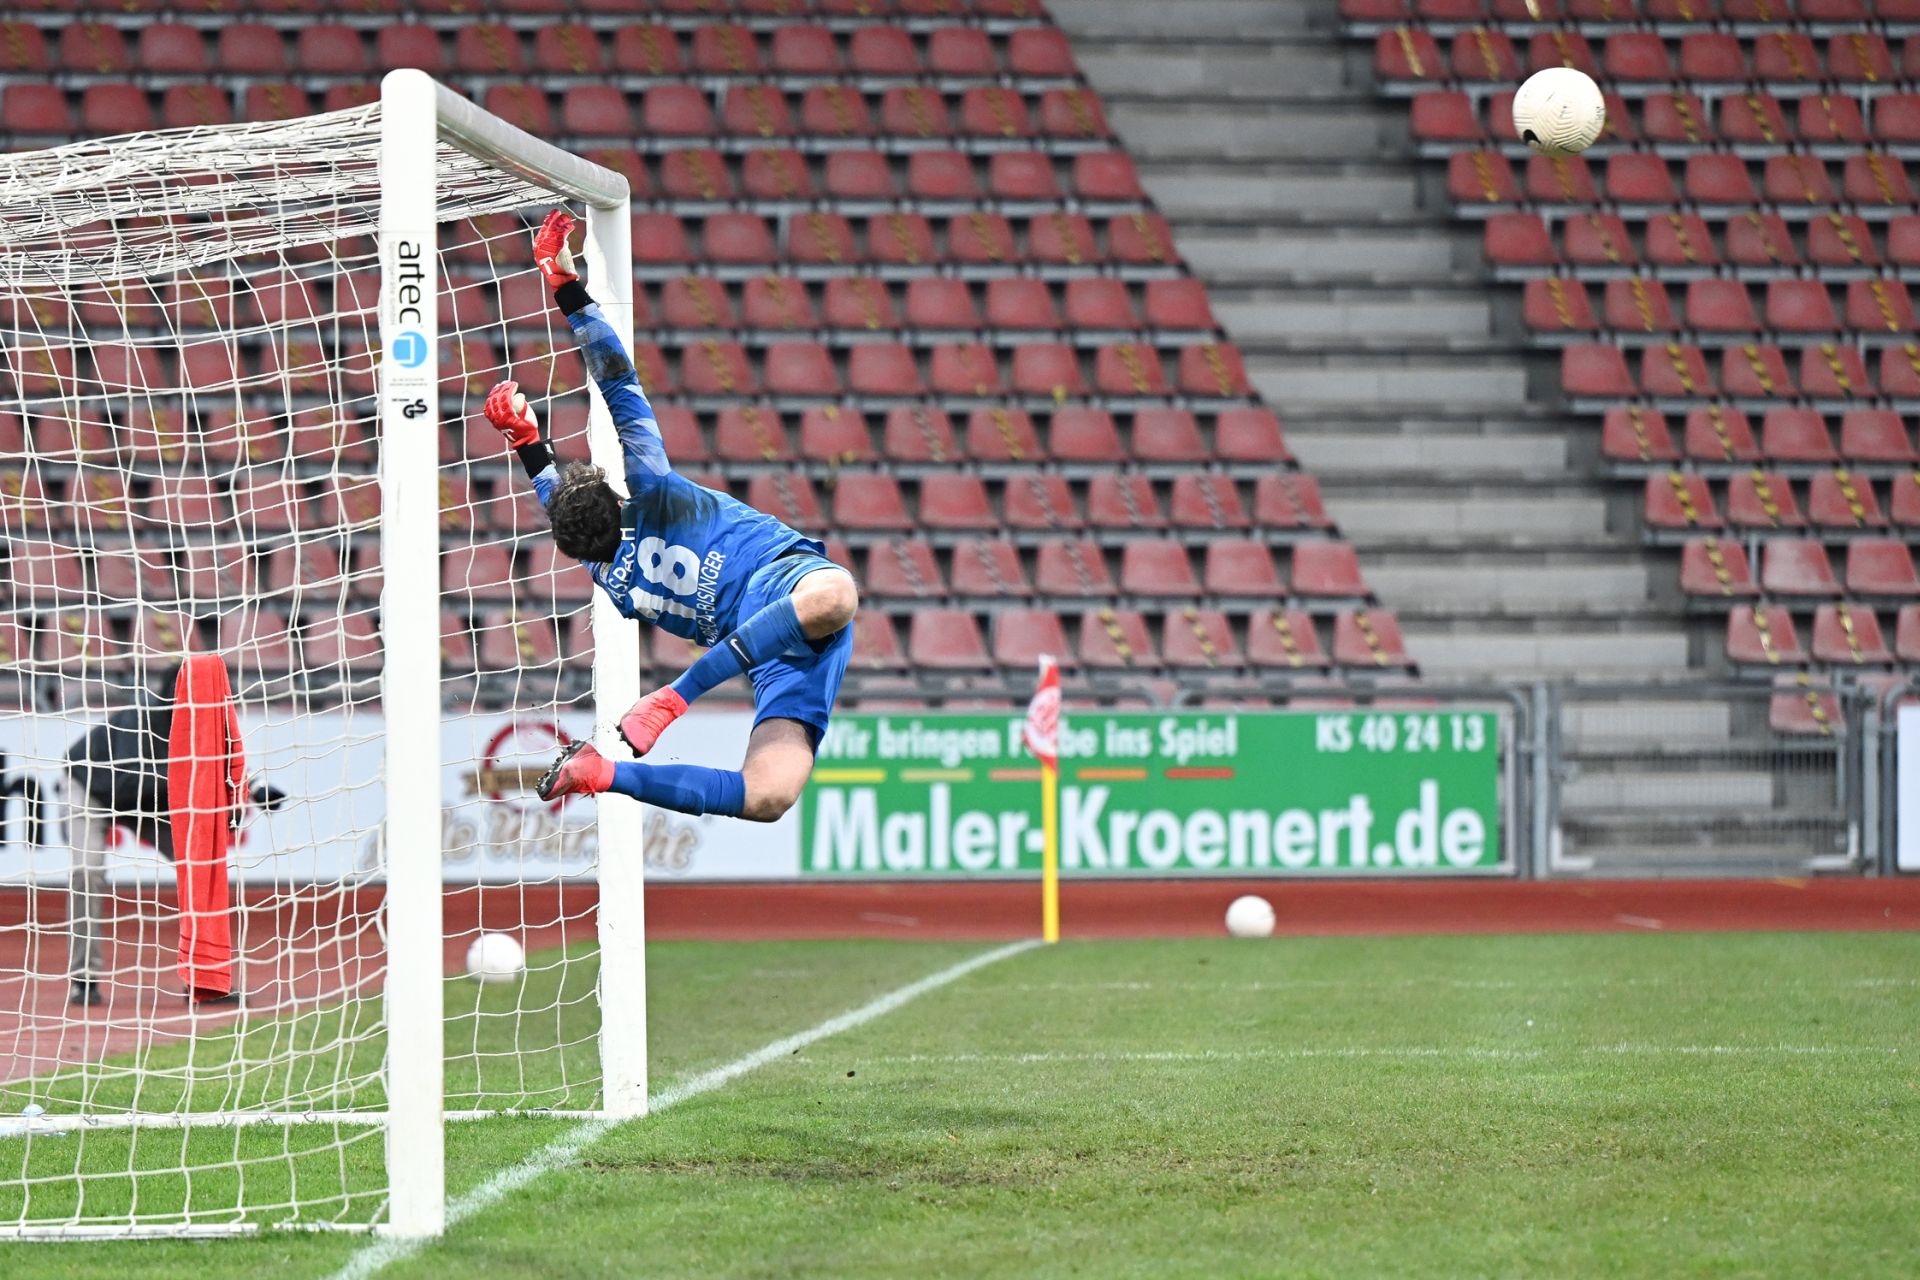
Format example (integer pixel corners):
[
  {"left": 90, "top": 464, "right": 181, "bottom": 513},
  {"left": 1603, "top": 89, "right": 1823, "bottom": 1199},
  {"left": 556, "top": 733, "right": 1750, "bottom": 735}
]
[{"left": 0, "top": 70, "right": 643, "bottom": 1238}]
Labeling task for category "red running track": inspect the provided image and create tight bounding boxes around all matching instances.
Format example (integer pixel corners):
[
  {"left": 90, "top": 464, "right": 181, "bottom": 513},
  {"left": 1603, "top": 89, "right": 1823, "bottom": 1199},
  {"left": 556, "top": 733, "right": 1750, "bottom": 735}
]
[{"left": 3, "top": 877, "right": 1916, "bottom": 1085}]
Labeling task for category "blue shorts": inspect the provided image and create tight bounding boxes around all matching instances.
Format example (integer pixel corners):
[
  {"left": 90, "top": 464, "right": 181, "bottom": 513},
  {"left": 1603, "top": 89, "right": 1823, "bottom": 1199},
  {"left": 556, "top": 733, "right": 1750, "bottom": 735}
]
[{"left": 738, "top": 550, "right": 852, "bottom": 749}]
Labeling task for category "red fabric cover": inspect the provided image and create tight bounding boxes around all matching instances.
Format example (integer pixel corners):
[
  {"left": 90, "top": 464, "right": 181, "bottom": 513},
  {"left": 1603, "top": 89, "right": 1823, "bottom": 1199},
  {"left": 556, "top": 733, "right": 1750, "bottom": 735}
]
[{"left": 167, "top": 653, "right": 242, "bottom": 997}]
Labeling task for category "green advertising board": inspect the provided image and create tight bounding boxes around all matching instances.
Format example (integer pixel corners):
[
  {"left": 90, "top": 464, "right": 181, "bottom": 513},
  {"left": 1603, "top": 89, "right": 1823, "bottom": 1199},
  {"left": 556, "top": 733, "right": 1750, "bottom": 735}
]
[{"left": 801, "top": 709, "right": 1506, "bottom": 878}]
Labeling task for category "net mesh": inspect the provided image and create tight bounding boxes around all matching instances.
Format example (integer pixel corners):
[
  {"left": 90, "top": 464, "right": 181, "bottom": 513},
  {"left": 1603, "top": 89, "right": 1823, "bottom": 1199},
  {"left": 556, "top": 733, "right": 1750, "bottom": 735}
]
[{"left": 0, "top": 104, "right": 615, "bottom": 1232}]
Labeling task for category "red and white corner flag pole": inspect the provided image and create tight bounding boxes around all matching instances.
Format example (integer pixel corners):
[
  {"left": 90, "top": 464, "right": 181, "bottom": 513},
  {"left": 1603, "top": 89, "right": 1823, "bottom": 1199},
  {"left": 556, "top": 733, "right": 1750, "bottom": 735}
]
[{"left": 1022, "top": 655, "right": 1062, "bottom": 944}]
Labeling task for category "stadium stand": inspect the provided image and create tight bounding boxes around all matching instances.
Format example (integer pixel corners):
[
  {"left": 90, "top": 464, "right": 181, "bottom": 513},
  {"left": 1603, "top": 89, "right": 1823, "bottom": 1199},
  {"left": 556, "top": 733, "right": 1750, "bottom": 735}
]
[
  {"left": 1335, "top": 0, "right": 1920, "bottom": 741},
  {"left": 0, "top": 1, "right": 1410, "bottom": 713}
]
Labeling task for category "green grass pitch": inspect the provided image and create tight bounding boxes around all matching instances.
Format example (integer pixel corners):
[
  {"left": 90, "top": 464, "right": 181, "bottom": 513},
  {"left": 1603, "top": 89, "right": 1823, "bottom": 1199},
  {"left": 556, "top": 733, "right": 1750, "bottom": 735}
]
[{"left": 3, "top": 930, "right": 1920, "bottom": 1277}]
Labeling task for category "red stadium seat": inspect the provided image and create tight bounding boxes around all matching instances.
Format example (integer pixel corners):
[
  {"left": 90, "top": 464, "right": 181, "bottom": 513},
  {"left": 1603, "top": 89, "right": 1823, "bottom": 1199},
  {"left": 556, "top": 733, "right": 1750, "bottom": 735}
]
[
  {"left": 954, "top": 540, "right": 1033, "bottom": 598},
  {"left": 824, "top": 150, "right": 894, "bottom": 201},
  {"left": 533, "top": 24, "right": 605, "bottom": 73},
  {"left": 931, "top": 344, "right": 1006, "bottom": 397},
  {"left": 1799, "top": 342, "right": 1873, "bottom": 400},
  {"left": 870, "top": 211, "right": 939, "bottom": 268},
  {"left": 1602, "top": 406, "right": 1679, "bottom": 465},
  {"left": 1333, "top": 610, "right": 1412, "bottom": 670},
  {"left": 1726, "top": 213, "right": 1801, "bottom": 270},
  {"left": 1562, "top": 344, "right": 1636, "bottom": 399},
  {"left": 1009, "top": 27, "right": 1077, "bottom": 78},
  {"left": 929, "top": 26, "right": 997, "bottom": 77},
  {"left": 1171, "top": 475, "right": 1249, "bottom": 530},
  {"left": 1178, "top": 344, "right": 1252, "bottom": 397},
  {"left": 714, "top": 405, "right": 792, "bottom": 463},
  {"left": 1809, "top": 469, "right": 1887, "bottom": 529},
  {"left": 661, "top": 274, "right": 736, "bottom": 330},
  {"left": 1874, "top": 94, "right": 1920, "bottom": 146},
  {"left": 1753, "top": 30, "right": 1822, "bottom": 84},
  {"left": 1840, "top": 410, "right": 1914, "bottom": 462},
  {"left": 1528, "top": 30, "right": 1598, "bottom": 77},
  {"left": 1450, "top": 152, "right": 1523, "bottom": 207},
  {"left": 1079, "top": 608, "right": 1158, "bottom": 670},
  {"left": 374, "top": 25, "right": 443, "bottom": 73},
  {"left": 865, "top": 540, "right": 946, "bottom": 599},
  {"left": 1762, "top": 539, "right": 1841, "bottom": 596},
  {"left": 1049, "top": 408, "right": 1124, "bottom": 464},
  {"left": 1727, "top": 604, "right": 1806, "bottom": 666},
  {"left": 1032, "top": 212, "right": 1103, "bottom": 267},
  {"left": 910, "top": 277, "right": 986, "bottom": 330},
  {"left": 693, "top": 22, "right": 762, "bottom": 76},
  {"left": 1216, "top": 408, "right": 1291, "bottom": 464},
  {"left": 1848, "top": 538, "right": 1920, "bottom": 594},
  {"left": 1161, "top": 608, "right": 1243, "bottom": 670},
  {"left": 1249, "top": 609, "right": 1332, "bottom": 670},
  {"left": 1291, "top": 541, "right": 1367, "bottom": 597},
  {"left": 820, "top": 276, "right": 892, "bottom": 330},
  {"left": 1799, "top": 95, "right": 1867, "bottom": 146},
  {"left": 1132, "top": 409, "right": 1207, "bottom": 465},
  {"left": 1564, "top": 213, "right": 1639, "bottom": 269},
  {"left": 881, "top": 86, "right": 953, "bottom": 139},
  {"left": 964, "top": 406, "right": 1041, "bottom": 461},
  {"left": 454, "top": 23, "right": 524, "bottom": 74},
  {"left": 746, "top": 474, "right": 823, "bottom": 529},
  {"left": 1094, "top": 342, "right": 1170, "bottom": 396},
  {"left": 613, "top": 24, "right": 681, "bottom": 75},
  {"left": 82, "top": 85, "right": 155, "bottom": 135},
  {"left": 802, "top": 85, "right": 877, "bottom": 138},
  {"left": 1645, "top": 471, "right": 1723, "bottom": 531},
  {"left": 563, "top": 85, "right": 633, "bottom": 137},
  {"left": 1679, "top": 32, "right": 1746, "bottom": 82},
  {"left": 832, "top": 473, "right": 914, "bottom": 532},
  {"left": 764, "top": 341, "right": 839, "bottom": 397},
  {"left": 1142, "top": 279, "right": 1215, "bottom": 332},
  {"left": 1846, "top": 152, "right": 1915, "bottom": 209},
  {"left": 1680, "top": 537, "right": 1757, "bottom": 598},
  {"left": 1087, "top": 475, "right": 1165, "bottom": 529},
  {"left": 786, "top": 211, "right": 856, "bottom": 266},
  {"left": 1606, "top": 32, "right": 1673, "bottom": 82},
  {"left": 993, "top": 609, "right": 1074, "bottom": 669},
  {"left": 990, "top": 152, "right": 1064, "bottom": 203},
  {"left": 882, "top": 406, "right": 959, "bottom": 464},
  {"left": 851, "top": 612, "right": 907, "bottom": 671},
  {"left": 1605, "top": 276, "right": 1677, "bottom": 333},
  {"left": 1005, "top": 474, "right": 1082, "bottom": 531},
  {"left": 60, "top": 23, "right": 130, "bottom": 74},
  {"left": 1119, "top": 541, "right": 1202, "bottom": 596},
  {"left": 949, "top": 212, "right": 1018, "bottom": 266},
  {"left": 1728, "top": 468, "right": 1804, "bottom": 530},
  {"left": 1038, "top": 540, "right": 1117, "bottom": 597},
  {"left": 142, "top": 23, "right": 210, "bottom": 73},
  {"left": 1847, "top": 279, "right": 1916, "bottom": 335},
  {"left": 1643, "top": 94, "right": 1714, "bottom": 146},
  {"left": 1606, "top": 153, "right": 1680, "bottom": 206},
  {"left": 849, "top": 25, "right": 919, "bottom": 76},
  {"left": 1450, "top": 28, "right": 1521, "bottom": 81},
  {"left": 771, "top": 24, "right": 840, "bottom": 76},
  {"left": 920, "top": 474, "right": 998, "bottom": 530},
  {"left": 960, "top": 86, "right": 1032, "bottom": 139},
  {"left": 907, "top": 149, "right": 980, "bottom": 202},
  {"left": 642, "top": 85, "right": 717, "bottom": 137},
  {"left": 1812, "top": 603, "right": 1892, "bottom": 665},
  {"left": 1762, "top": 408, "right": 1838, "bottom": 462},
  {"left": 1039, "top": 88, "right": 1111, "bottom": 140},
  {"left": 847, "top": 343, "right": 925, "bottom": 397},
  {"left": 908, "top": 609, "right": 991, "bottom": 669},
  {"left": 1900, "top": 605, "right": 1920, "bottom": 663},
  {"left": 1765, "top": 154, "right": 1838, "bottom": 205},
  {"left": 1765, "top": 280, "right": 1838, "bottom": 334},
  {"left": 1527, "top": 153, "right": 1599, "bottom": 205},
  {"left": 1011, "top": 343, "right": 1087, "bottom": 399},
  {"left": 1074, "top": 152, "right": 1145, "bottom": 202},
  {"left": 1685, "top": 154, "right": 1759, "bottom": 207},
  {"left": 1484, "top": 213, "right": 1556, "bottom": 269},
  {"left": 985, "top": 278, "right": 1059, "bottom": 331},
  {"left": 1374, "top": 28, "right": 1446, "bottom": 83},
  {"left": 724, "top": 85, "right": 795, "bottom": 138}
]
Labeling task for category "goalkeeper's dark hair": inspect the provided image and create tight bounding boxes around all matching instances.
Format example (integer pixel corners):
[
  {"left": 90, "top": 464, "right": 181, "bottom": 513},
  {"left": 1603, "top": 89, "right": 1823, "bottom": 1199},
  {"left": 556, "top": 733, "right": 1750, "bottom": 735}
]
[{"left": 547, "top": 462, "right": 623, "bottom": 563}]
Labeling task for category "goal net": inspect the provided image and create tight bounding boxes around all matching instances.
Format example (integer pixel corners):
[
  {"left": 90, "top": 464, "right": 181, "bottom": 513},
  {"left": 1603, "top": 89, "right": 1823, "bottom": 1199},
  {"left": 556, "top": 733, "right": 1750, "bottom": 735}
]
[{"left": 0, "top": 71, "right": 643, "bottom": 1238}]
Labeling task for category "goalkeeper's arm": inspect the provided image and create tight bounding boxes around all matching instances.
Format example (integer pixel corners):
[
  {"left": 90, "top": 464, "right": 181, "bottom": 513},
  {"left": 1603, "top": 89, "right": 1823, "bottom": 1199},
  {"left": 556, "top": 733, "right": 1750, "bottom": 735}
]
[{"left": 532, "top": 209, "right": 669, "bottom": 490}]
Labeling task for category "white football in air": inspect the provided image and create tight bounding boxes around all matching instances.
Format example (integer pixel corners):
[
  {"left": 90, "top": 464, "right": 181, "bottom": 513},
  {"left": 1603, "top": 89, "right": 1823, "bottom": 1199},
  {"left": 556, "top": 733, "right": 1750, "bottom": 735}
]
[
  {"left": 1512, "top": 67, "right": 1606, "bottom": 156},
  {"left": 466, "top": 932, "right": 526, "bottom": 984},
  {"left": 1224, "top": 895, "right": 1276, "bottom": 939}
]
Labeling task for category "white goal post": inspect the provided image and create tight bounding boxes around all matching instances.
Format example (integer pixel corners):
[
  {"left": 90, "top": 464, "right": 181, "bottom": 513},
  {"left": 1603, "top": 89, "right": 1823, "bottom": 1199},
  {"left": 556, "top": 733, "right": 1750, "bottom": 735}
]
[{"left": 0, "top": 70, "right": 644, "bottom": 1239}]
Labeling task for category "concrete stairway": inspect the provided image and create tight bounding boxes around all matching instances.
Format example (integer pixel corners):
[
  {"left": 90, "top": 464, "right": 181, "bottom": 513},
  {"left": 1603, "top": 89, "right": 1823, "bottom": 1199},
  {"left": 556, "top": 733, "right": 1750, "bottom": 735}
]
[
  {"left": 1048, "top": 0, "right": 1841, "bottom": 874},
  {"left": 1050, "top": 0, "right": 1695, "bottom": 684}
]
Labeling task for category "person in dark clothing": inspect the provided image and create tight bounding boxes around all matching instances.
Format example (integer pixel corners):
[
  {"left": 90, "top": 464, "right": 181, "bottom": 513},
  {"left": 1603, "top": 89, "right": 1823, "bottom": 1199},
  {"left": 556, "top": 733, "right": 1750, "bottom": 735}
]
[{"left": 62, "top": 668, "right": 284, "bottom": 1006}]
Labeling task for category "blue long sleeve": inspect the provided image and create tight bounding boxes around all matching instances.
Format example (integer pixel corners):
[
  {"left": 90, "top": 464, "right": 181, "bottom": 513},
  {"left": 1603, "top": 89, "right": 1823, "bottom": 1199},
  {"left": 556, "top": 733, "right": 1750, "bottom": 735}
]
[{"left": 565, "top": 299, "right": 669, "bottom": 492}]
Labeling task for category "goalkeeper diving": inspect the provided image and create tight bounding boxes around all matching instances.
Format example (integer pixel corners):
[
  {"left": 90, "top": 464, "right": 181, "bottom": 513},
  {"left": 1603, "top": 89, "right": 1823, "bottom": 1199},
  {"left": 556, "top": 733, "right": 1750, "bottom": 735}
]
[{"left": 488, "top": 210, "right": 858, "bottom": 821}]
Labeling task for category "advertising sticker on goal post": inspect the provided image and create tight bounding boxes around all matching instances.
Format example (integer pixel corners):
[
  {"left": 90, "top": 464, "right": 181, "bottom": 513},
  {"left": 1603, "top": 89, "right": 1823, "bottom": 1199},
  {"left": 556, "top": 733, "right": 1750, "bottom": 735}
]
[{"left": 1024, "top": 657, "right": 1062, "bottom": 943}]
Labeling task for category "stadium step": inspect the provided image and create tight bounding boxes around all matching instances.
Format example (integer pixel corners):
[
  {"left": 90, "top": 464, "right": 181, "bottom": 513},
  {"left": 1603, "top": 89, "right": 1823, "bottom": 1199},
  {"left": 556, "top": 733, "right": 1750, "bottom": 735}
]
[
  {"left": 1402, "top": 628, "right": 1690, "bottom": 679},
  {"left": 1077, "top": 40, "right": 1358, "bottom": 102},
  {"left": 1108, "top": 103, "right": 1402, "bottom": 163},
  {"left": 1138, "top": 163, "right": 1422, "bottom": 218},
  {"left": 1247, "top": 355, "right": 1529, "bottom": 406},
  {"left": 1050, "top": 0, "right": 1325, "bottom": 39},
  {"left": 1179, "top": 225, "right": 1461, "bottom": 280},
  {"left": 1213, "top": 285, "right": 1496, "bottom": 345},
  {"left": 1365, "top": 557, "right": 1652, "bottom": 612},
  {"left": 1561, "top": 700, "right": 1736, "bottom": 753},
  {"left": 1557, "top": 813, "right": 1851, "bottom": 874},
  {"left": 1290, "top": 431, "right": 1567, "bottom": 478},
  {"left": 1562, "top": 768, "right": 1780, "bottom": 813},
  {"left": 1328, "top": 494, "right": 1610, "bottom": 543}
]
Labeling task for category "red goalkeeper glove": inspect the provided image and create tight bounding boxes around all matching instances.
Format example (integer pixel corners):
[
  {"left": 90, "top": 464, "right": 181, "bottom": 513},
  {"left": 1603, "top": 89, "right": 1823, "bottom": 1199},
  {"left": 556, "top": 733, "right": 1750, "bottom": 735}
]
[
  {"left": 532, "top": 208, "right": 579, "bottom": 289},
  {"left": 483, "top": 379, "right": 541, "bottom": 449}
]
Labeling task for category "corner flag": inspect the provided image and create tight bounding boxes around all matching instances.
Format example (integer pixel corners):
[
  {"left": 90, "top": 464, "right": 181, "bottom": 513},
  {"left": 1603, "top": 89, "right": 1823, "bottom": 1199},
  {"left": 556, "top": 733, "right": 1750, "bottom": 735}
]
[{"left": 1024, "top": 656, "right": 1061, "bottom": 943}]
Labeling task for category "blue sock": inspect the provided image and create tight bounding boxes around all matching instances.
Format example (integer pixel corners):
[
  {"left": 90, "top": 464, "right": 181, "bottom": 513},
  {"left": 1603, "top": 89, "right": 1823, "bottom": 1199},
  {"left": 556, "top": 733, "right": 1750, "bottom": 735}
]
[
  {"left": 670, "top": 597, "right": 808, "bottom": 705},
  {"left": 609, "top": 762, "right": 746, "bottom": 818}
]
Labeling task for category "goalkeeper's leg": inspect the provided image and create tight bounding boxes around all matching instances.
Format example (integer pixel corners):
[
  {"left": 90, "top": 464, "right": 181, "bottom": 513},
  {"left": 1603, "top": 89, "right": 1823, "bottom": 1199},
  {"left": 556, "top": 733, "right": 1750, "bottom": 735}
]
[
  {"left": 619, "top": 557, "right": 857, "bottom": 756},
  {"left": 543, "top": 612, "right": 853, "bottom": 822}
]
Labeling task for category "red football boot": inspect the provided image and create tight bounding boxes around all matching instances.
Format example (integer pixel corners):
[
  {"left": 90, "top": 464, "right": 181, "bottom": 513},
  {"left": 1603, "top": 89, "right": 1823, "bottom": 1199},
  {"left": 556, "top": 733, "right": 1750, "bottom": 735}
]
[
  {"left": 535, "top": 740, "right": 615, "bottom": 802},
  {"left": 618, "top": 687, "right": 689, "bottom": 757}
]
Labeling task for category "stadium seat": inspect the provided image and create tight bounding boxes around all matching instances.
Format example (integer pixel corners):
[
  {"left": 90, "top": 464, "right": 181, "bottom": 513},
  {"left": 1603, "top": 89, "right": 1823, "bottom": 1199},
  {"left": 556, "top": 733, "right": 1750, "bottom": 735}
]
[
  {"left": 82, "top": 85, "right": 155, "bottom": 135},
  {"left": 1847, "top": 280, "right": 1916, "bottom": 335},
  {"left": 1725, "top": 213, "right": 1801, "bottom": 270},
  {"left": 832, "top": 473, "right": 915, "bottom": 531},
  {"left": 1762, "top": 539, "right": 1841, "bottom": 596},
  {"left": 1131, "top": 409, "right": 1208, "bottom": 465},
  {"left": 1847, "top": 538, "right": 1920, "bottom": 594},
  {"left": 1248, "top": 608, "right": 1332, "bottom": 669},
  {"left": 746, "top": 473, "right": 823, "bottom": 528},
  {"left": 1046, "top": 408, "right": 1122, "bottom": 465},
  {"left": 1809, "top": 470, "right": 1887, "bottom": 529},
  {"left": 1036, "top": 539, "right": 1116, "bottom": 596},
  {"left": 1727, "top": 604, "right": 1807, "bottom": 666},
  {"left": 1761, "top": 409, "right": 1838, "bottom": 463},
  {"left": 1333, "top": 610, "right": 1413, "bottom": 670},
  {"left": 1162, "top": 608, "right": 1243, "bottom": 670},
  {"left": 724, "top": 85, "right": 795, "bottom": 138},
  {"left": 764, "top": 341, "right": 839, "bottom": 397},
  {"left": 908, "top": 608, "right": 991, "bottom": 669},
  {"left": 1031, "top": 213, "right": 1103, "bottom": 267},
  {"left": 869, "top": 211, "right": 939, "bottom": 267},
  {"left": 849, "top": 25, "right": 919, "bottom": 76},
  {"left": 1039, "top": 88, "right": 1111, "bottom": 140},
  {"left": 1524, "top": 278, "right": 1598, "bottom": 335},
  {"left": 1078, "top": 608, "right": 1158, "bottom": 670},
  {"left": 1011, "top": 343, "right": 1087, "bottom": 399},
  {"left": 986, "top": 608, "right": 1073, "bottom": 671},
  {"left": 1680, "top": 537, "right": 1757, "bottom": 598},
  {"left": 1799, "top": 96, "right": 1867, "bottom": 146},
  {"left": 1604, "top": 277, "right": 1677, "bottom": 333},
  {"left": 951, "top": 539, "right": 1032, "bottom": 598},
  {"left": 1683, "top": 279, "right": 1758, "bottom": 334},
  {"left": 803, "top": 85, "right": 876, "bottom": 137},
  {"left": 1086, "top": 474, "right": 1166, "bottom": 529},
  {"left": 1374, "top": 28, "right": 1446, "bottom": 82},
  {"left": 949, "top": 212, "right": 1019, "bottom": 266},
  {"left": 865, "top": 540, "right": 946, "bottom": 599},
  {"left": 1840, "top": 410, "right": 1915, "bottom": 463},
  {"left": 820, "top": 277, "right": 892, "bottom": 330},
  {"left": 882, "top": 407, "right": 959, "bottom": 463},
  {"left": 1812, "top": 603, "right": 1892, "bottom": 665},
  {"left": 532, "top": 24, "right": 605, "bottom": 74},
  {"left": 1645, "top": 471, "right": 1723, "bottom": 531},
  {"left": 1120, "top": 540, "right": 1202, "bottom": 596},
  {"left": 991, "top": 152, "right": 1064, "bottom": 202},
  {"left": 2, "top": 85, "right": 72, "bottom": 137},
  {"left": 920, "top": 473, "right": 999, "bottom": 530},
  {"left": 714, "top": 405, "right": 792, "bottom": 463},
  {"left": 985, "top": 278, "right": 1060, "bottom": 331},
  {"left": 1799, "top": 343, "right": 1873, "bottom": 400},
  {"left": 1095, "top": 343, "right": 1170, "bottom": 397},
  {"left": 682, "top": 341, "right": 757, "bottom": 397},
  {"left": 924, "top": 344, "right": 999, "bottom": 398},
  {"left": 1074, "top": 152, "right": 1145, "bottom": 202},
  {"left": 881, "top": 86, "right": 953, "bottom": 138},
  {"left": 453, "top": 24, "right": 524, "bottom": 75},
  {"left": 1171, "top": 475, "right": 1249, "bottom": 530},
  {"left": 1728, "top": 470, "right": 1806, "bottom": 529},
  {"left": 962, "top": 406, "right": 1040, "bottom": 461},
  {"left": 846, "top": 343, "right": 925, "bottom": 398},
  {"left": 642, "top": 85, "right": 717, "bottom": 137},
  {"left": 1603, "top": 406, "right": 1679, "bottom": 465}
]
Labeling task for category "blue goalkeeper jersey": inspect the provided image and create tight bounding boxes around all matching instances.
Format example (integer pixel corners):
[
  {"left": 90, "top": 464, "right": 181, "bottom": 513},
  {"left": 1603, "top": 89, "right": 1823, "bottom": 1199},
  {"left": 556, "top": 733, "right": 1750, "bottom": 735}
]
[{"left": 528, "top": 299, "right": 816, "bottom": 648}]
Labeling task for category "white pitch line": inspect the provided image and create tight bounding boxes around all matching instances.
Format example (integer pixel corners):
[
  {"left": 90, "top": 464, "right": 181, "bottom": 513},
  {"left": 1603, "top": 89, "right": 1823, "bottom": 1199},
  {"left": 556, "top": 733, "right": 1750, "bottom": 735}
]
[
  {"left": 810, "top": 1042, "right": 1897, "bottom": 1068},
  {"left": 327, "top": 939, "right": 1042, "bottom": 1280}
]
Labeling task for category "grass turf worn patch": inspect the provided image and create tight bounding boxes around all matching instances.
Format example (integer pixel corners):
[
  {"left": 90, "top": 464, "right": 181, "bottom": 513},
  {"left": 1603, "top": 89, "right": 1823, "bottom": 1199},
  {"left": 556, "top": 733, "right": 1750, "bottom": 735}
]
[{"left": 3, "top": 932, "right": 1919, "bottom": 1278}]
